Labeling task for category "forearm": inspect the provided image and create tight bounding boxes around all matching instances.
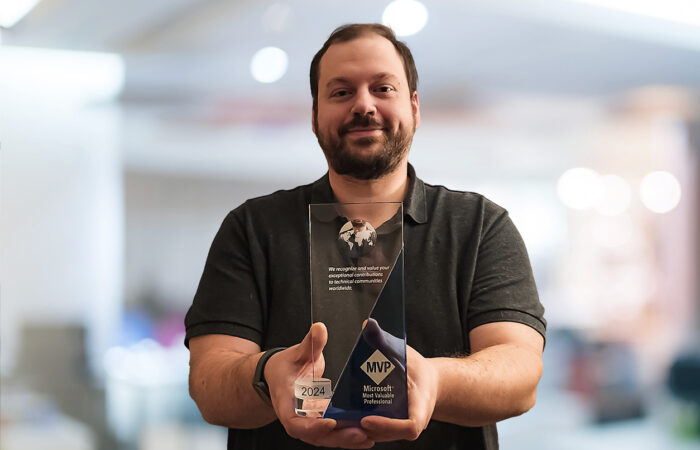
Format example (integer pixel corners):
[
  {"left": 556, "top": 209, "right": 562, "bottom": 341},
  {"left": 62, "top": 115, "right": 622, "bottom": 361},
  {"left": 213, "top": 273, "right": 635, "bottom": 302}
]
[
  {"left": 189, "top": 349, "right": 276, "bottom": 429},
  {"left": 429, "top": 343, "right": 543, "bottom": 427}
]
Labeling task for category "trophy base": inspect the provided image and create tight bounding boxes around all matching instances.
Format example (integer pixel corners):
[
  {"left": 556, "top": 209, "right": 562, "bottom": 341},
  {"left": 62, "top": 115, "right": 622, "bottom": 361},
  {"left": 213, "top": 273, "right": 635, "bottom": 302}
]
[
  {"left": 294, "top": 378, "right": 332, "bottom": 418},
  {"left": 294, "top": 400, "right": 327, "bottom": 417}
]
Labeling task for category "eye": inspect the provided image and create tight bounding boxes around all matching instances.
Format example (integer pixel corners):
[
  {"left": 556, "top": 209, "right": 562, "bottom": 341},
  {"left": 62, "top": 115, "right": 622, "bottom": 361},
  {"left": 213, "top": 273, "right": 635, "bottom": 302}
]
[
  {"left": 376, "top": 86, "right": 395, "bottom": 94},
  {"left": 332, "top": 89, "right": 351, "bottom": 97}
]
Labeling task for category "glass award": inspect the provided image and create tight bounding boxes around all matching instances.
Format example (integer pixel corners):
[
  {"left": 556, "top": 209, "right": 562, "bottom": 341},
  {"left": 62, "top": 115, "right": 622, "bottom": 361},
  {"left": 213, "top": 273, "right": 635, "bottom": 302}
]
[{"left": 295, "top": 202, "right": 408, "bottom": 424}]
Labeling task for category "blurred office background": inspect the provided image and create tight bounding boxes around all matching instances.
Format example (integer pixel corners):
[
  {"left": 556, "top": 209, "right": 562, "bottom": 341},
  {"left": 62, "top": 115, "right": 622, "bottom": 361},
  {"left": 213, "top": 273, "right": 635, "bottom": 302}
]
[{"left": 1, "top": 0, "right": 699, "bottom": 448}]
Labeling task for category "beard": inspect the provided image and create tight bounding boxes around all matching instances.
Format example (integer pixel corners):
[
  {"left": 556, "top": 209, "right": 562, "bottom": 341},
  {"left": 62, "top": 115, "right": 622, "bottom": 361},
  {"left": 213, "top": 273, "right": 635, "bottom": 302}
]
[{"left": 315, "top": 113, "right": 415, "bottom": 180}]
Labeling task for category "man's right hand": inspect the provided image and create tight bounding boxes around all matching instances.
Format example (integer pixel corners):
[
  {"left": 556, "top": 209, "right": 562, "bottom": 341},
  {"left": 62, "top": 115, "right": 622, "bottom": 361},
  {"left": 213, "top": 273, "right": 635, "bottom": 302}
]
[{"left": 264, "top": 322, "right": 375, "bottom": 448}]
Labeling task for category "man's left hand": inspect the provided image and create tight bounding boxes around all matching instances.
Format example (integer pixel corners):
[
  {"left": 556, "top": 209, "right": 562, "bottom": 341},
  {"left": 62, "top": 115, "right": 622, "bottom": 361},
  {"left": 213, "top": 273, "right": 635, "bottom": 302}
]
[{"left": 359, "top": 344, "right": 438, "bottom": 442}]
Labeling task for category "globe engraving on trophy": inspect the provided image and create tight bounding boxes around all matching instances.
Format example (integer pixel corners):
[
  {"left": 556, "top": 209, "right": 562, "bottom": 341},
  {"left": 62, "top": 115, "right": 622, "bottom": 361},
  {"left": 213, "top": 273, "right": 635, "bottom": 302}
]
[{"left": 337, "top": 219, "right": 377, "bottom": 259}]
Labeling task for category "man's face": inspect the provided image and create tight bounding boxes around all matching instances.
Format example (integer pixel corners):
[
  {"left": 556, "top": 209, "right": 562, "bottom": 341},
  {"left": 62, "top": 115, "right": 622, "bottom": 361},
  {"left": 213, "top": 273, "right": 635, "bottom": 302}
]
[{"left": 313, "top": 34, "right": 420, "bottom": 180}]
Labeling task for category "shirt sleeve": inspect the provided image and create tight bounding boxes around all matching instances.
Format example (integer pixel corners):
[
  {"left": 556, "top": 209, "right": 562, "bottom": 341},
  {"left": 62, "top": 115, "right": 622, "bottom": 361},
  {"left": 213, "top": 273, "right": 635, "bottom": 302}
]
[
  {"left": 466, "top": 203, "right": 546, "bottom": 342},
  {"left": 184, "top": 206, "right": 264, "bottom": 348}
]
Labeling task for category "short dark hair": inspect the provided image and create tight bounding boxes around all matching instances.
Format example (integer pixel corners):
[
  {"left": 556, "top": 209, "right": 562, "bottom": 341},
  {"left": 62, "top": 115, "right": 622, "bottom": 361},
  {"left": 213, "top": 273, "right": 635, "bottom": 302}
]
[{"left": 309, "top": 23, "right": 419, "bottom": 109}]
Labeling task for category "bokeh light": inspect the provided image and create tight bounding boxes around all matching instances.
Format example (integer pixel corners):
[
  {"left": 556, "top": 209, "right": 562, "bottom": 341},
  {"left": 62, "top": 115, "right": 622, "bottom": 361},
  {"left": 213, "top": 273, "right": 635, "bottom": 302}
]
[
  {"left": 640, "top": 170, "right": 682, "bottom": 214},
  {"left": 557, "top": 167, "right": 603, "bottom": 210},
  {"left": 382, "top": 0, "right": 429, "bottom": 37},
  {"left": 250, "top": 46, "right": 288, "bottom": 83}
]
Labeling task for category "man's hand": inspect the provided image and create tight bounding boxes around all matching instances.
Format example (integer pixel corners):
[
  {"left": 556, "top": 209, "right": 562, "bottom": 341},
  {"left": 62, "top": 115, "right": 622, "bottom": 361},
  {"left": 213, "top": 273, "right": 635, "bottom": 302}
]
[
  {"left": 264, "top": 322, "right": 376, "bottom": 448},
  {"left": 363, "top": 322, "right": 543, "bottom": 441},
  {"left": 360, "top": 344, "right": 438, "bottom": 442}
]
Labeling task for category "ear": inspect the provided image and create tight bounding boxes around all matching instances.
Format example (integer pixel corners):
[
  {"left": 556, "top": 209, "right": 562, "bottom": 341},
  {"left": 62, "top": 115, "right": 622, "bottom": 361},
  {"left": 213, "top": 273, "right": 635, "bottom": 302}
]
[
  {"left": 411, "top": 91, "right": 421, "bottom": 129},
  {"left": 311, "top": 106, "right": 318, "bottom": 135}
]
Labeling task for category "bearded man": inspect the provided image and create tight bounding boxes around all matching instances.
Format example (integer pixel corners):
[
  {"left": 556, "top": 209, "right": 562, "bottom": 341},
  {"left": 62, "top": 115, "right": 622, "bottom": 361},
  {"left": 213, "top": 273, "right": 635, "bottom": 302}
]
[{"left": 185, "top": 23, "right": 546, "bottom": 450}]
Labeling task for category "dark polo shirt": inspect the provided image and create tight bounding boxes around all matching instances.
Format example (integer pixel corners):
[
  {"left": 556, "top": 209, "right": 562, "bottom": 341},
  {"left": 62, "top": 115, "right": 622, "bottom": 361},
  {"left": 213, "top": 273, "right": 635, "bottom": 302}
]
[{"left": 185, "top": 164, "right": 546, "bottom": 450}]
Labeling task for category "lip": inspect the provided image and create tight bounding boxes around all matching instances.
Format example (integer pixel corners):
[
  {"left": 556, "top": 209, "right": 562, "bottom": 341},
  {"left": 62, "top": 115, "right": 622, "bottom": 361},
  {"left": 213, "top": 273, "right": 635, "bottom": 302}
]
[{"left": 345, "top": 128, "right": 383, "bottom": 137}]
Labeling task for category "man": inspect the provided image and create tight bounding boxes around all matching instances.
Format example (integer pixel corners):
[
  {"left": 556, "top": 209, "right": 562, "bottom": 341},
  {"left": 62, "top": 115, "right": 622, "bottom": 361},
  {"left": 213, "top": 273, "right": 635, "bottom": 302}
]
[{"left": 186, "top": 23, "right": 545, "bottom": 449}]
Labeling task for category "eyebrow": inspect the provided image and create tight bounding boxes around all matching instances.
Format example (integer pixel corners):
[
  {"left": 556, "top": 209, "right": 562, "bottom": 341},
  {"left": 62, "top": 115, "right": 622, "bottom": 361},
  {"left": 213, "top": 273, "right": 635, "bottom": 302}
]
[{"left": 325, "top": 72, "right": 401, "bottom": 88}]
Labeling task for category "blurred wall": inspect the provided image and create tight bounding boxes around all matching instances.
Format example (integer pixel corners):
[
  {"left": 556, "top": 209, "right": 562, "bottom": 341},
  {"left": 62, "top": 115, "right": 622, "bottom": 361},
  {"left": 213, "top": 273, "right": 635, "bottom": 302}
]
[{"left": 0, "top": 47, "right": 124, "bottom": 375}]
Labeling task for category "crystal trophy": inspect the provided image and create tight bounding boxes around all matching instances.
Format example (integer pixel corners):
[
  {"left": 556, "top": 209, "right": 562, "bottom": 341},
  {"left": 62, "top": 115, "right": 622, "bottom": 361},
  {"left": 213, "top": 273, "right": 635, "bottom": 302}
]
[{"left": 295, "top": 202, "right": 408, "bottom": 423}]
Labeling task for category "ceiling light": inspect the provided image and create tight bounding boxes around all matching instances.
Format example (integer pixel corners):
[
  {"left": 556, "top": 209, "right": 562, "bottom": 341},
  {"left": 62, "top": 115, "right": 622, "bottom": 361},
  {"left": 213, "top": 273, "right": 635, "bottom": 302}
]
[
  {"left": 250, "top": 47, "right": 288, "bottom": 84},
  {"left": 640, "top": 171, "right": 681, "bottom": 214},
  {"left": 382, "top": 0, "right": 429, "bottom": 37},
  {"left": 557, "top": 167, "right": 603, "bottom": 210}
]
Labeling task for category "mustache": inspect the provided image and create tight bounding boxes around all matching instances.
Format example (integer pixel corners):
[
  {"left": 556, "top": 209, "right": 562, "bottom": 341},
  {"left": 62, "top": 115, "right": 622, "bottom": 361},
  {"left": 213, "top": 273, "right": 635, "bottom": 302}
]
[{"left": 339, "top": 115, "right": 385, "bottom": 137}]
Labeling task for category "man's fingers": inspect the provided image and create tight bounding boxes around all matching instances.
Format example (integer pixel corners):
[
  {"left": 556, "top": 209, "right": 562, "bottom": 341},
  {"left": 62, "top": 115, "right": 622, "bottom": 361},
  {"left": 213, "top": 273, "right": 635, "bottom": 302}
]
[
  {"left": 283, "top": 417, "right": 374, "bottom": 448},
  {"left": 309, "top": 322, "right": 328, "bottom": 363},
  {"left": 362, "top": 318, "right": 381, "bottom": 339},
  {"left": 296, "top": 322, "right": 328, "bottom": 364},
  {"left": 313, "top": 426, "right": 375, "bottom": 449},
  {"left": 283, "top": 416, "right": 335, "bottom": 440},
  {"left": 360, "top": 416, "right": 422, "bottom": 442}
]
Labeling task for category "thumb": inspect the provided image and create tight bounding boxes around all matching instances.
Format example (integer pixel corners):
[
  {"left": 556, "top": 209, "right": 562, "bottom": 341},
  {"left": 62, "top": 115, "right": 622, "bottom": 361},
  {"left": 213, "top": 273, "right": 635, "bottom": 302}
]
[{"left": 296, "top": 322, "right": 328, "bottom": 363}]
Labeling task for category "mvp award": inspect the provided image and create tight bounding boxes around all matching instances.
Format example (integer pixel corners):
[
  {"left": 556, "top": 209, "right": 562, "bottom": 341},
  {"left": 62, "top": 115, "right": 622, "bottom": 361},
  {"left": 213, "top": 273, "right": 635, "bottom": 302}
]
[{"left": 295, "top": 202, "right": 408, "bottom": 423}]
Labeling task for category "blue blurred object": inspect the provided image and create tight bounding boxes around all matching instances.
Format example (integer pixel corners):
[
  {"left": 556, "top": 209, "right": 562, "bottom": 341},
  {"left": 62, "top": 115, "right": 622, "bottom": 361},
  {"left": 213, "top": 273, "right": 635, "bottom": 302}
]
[{"left": 115, "top": 310, "right": 155, "bottom": 346}]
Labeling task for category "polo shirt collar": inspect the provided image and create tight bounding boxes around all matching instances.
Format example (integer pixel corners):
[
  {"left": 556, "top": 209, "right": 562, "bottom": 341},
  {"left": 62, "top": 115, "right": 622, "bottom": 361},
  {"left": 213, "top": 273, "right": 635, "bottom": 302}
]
[
  {"left": 309, "top": 163, "right": 428, "bottom": 224},
  {"left": 404, "top": 163, "right": 427, "bottom": 224},
  {"left": 310, "top": 172, "right": 335, "bottom": 204}
]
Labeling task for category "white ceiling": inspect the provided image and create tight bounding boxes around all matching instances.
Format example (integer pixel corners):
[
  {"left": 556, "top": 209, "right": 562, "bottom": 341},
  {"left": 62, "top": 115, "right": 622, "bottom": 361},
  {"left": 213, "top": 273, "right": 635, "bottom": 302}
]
[
  {"left": 4, "top": 0, "right": 698, "bottom": 182},
  {"left": 4, "top": 0, "right": 700, "bottom": 106}
]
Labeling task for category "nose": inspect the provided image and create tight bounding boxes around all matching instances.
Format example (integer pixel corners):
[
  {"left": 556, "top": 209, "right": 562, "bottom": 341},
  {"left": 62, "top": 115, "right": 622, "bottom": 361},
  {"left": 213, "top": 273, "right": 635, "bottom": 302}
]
[{"left": 350, "top": 88, "right": 376, "bottom": 116}]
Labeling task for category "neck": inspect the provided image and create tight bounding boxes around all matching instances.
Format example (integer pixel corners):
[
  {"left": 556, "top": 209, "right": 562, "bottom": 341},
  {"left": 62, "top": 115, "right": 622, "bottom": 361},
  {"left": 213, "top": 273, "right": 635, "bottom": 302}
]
[{"left": 328, "top": 160, "right": 409, "bottom": 203}]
